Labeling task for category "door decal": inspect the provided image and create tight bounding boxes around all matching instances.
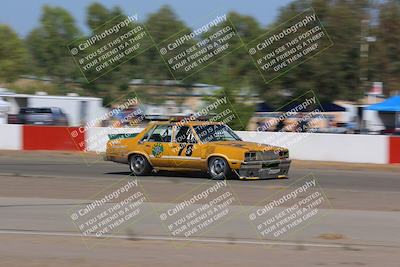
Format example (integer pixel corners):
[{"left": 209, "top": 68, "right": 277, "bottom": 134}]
[{"left": 152, "top": 143, "right": 164, "bottom": 158}]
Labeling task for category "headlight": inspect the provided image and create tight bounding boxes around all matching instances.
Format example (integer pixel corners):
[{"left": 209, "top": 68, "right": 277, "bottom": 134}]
[
  {"left": 244, "top": 152, "right": 257, "bottom": 162},
  {"left": 278, "top": 150, "right": 289, "bottom": 158}
]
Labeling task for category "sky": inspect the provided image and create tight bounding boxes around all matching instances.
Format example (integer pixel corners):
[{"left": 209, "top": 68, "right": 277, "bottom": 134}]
[{"left": 0, "top": 0, "right": 294, "bottom": 37}]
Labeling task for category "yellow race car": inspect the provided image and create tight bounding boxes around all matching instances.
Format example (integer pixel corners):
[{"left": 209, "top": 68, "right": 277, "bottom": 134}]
[{"left": 105, "top": 121, "right": 291, "bottom": 180}]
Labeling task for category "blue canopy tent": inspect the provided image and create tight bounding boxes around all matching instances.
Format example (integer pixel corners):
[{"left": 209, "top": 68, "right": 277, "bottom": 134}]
[
  {"left": 367, "top": 96, "right": 400, "bottom": 130},
  {"left": 367, "top": 96, "right": 400, "bottom": 112}
]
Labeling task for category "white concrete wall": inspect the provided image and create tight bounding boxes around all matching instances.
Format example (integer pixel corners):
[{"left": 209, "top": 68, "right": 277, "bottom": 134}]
[
  {"left": 86, "top": 99, "right": 108, "bottom": 127},
  {"left": 88, "top": 128, "right": 388, "bottom": 164},
  {"left": 0, "top": 124, "right": 389, "bottom": 164},
  {"left": 236, "top": 131, "right": 388, "bottom": 164},
  {"left": 86, "top": 127, "right": 144, "bottom": 153},
  {"left": 0, "top": 124, "right": 22, "bottom": 150}
]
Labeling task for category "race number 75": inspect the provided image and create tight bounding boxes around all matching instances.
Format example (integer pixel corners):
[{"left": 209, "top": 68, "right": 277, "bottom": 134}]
[{"left": 178, "top": 144, "right": 194, "bottom": 156}]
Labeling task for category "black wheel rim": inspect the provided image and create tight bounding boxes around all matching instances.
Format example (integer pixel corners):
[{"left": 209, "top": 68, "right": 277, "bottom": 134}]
[
  {"left": 131, "top": 155, "right": 145, "bottom": 174},
  {"left": 210, "top": 158, "right": 226, "bottom": 177}
]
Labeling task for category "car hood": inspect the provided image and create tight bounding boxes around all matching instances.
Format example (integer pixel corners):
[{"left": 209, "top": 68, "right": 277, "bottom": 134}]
[{"left": 209, "top": 140, "right": 287, "bottom": 152}]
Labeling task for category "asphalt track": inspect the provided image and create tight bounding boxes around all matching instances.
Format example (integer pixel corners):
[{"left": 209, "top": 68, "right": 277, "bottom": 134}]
[
  {"left": 0, "top": 151, "right": 400, "bottom": 266},
  {"left": 1, "top": 151, "right": 400, "bottom": 192}
]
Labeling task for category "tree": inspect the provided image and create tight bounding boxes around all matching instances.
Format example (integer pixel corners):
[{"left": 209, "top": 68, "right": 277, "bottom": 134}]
[
  {"left": 87, "top": 2, "right": 124, "bottom": 31},
  {"left": 87, "top": 3, "right": 112, "bottom": 30},
  {"left": 191, "top": 12, "right": 263, "bottom": 128},
  {"left": 140, "top": 5, "right": 193, "bottom": 81},
  {"left": 0, "top": 25, "right": 29, "bottom": 82},
  {"left": 261, "top": 0, "right": 371, "bottom": 105},
  {"left": 370, "top": 0, "right": 400, "bottom": 95},
  {"left": 205, "top": 88, "right": 255, "bottom": 130},
  {"left": 26, "top": 6, "right": 80, "bottom": 83},
  {"left": 5, "top": 1, "right": 397, "bottom": 103},
  {"left": 83, "top": 2, "right": 141, "bottom": 100},
  {"left": 199, "top": 12, "right": 264, "bottom": 89}
]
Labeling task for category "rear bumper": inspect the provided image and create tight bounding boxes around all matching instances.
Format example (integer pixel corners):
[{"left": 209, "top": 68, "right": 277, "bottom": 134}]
[{"left": 236, "top": 159, "right": 291, "bottom": 179}]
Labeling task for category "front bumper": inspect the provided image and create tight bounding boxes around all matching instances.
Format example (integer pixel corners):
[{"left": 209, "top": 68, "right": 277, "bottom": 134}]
[{"left": 236, "top": 159, "right": 291, "bottom": 179}]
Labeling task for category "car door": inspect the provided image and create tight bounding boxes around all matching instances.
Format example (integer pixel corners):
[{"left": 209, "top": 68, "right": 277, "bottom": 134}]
[
  {"left": 170, "top": 125, "right": 202, "bottom": 169},
  {"left": 141, "top": 124, "right": 173, "bottom": 167}
]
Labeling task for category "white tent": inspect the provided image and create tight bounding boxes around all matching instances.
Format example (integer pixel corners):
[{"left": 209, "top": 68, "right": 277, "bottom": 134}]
[{"left": 0, "top": 97, "right": 11, "bottom": 124}]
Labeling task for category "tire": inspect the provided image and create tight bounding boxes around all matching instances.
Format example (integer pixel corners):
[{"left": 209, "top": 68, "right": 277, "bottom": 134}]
[
  {"left": 129, "top": 154, "right": 151, "bottom": 176},
  {"left": 208, "top": 157, "right": 230, "bottom": 180}
]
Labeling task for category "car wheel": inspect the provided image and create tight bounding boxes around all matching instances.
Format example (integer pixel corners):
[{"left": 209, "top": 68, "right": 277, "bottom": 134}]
[
  {"left": 129, "top": 154, "right": 151, "bottom": 176},
  {"left": 208, "top": 157, "right": 230, "bottom": 180}
]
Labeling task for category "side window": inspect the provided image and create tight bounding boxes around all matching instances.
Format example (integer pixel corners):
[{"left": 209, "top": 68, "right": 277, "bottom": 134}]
[
  {"left": 141, "top": 126, "right": 154, "bottom": 142},
  {"left": 148, "top": 125, "right": 172, "bottom": 142},
  {"left": 175, "top": 126, "right": 197, "bottom": 144}
]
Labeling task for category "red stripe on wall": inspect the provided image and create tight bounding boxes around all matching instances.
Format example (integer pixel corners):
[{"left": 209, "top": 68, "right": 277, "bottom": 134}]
[
  {"left": 23, "top": 126, "right": 85, "bottom": 151},
  {"left": 389, "top": 136, "right": 400, "bottom": 164}
]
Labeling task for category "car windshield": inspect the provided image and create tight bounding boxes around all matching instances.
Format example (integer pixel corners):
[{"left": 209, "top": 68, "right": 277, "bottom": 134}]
[
  {"left": 21, "top": 108, "right": 52, "bottom": 114},
  {"left": 193, "top": 124, "right": 241, "bottom": 143}
]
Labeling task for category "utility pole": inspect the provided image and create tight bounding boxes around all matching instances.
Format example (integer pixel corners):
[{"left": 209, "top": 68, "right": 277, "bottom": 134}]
[
  {"left": 360, "top": 18, "right": 370, "bottom": 97},
  {"left": 359, "top": 6, "right": 377, "bottom": 133}
]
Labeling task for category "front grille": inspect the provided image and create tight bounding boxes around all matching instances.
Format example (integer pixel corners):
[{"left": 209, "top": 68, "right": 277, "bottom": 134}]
[
  {"left": 262, "top": 162, "right": 280, "bottom": 168},
  {"left": 245, "top": 149, "right": 288, "bottom": 162},
  {"left": 256, "top": 151, "right": 279, "bottom": 161},
  {"left": 244, "top": 152, "right": 257, "bottom": 162}
]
